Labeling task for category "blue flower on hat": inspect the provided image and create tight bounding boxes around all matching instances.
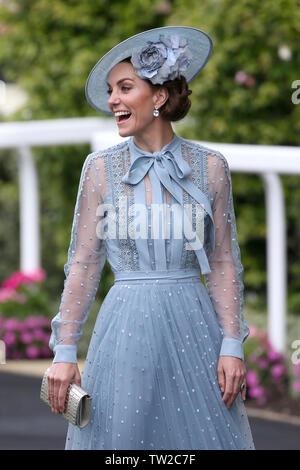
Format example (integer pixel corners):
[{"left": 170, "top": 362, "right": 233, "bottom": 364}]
[{"left": 130, "top": 34, "right": 193, "bottom": 85}]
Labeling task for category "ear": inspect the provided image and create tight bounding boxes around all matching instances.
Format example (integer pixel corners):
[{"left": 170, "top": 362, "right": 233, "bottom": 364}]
[{"left": 154, "top": 86, "right": 169, "bottom": 108}]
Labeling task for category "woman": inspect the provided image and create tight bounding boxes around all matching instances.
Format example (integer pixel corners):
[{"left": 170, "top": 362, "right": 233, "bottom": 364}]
[{"left": 47, "top": 26, "right": 255, "bottom": 450}]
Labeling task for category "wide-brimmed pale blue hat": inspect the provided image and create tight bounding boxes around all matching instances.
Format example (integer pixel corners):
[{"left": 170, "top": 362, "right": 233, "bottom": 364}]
[{"left": 85, "top": 26, "right": 213, "bottom": 115}]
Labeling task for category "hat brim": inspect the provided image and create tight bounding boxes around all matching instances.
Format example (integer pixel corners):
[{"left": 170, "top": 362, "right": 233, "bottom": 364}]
[{"left": 85, "top": 26, "right": 213, "bottom": 115}]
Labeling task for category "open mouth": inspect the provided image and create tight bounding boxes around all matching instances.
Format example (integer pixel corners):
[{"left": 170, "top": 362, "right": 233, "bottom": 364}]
[{"left": 117, "top": 113, "right": 132, "bottom": 125}]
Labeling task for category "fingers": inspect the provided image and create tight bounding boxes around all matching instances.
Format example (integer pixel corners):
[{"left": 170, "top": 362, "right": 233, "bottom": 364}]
[
  {"left": 218, "top": 357, "right": 247, "bottom": 410},
  {"left": 241, "top": 383, "right": 247, "bottom": 402},
  {"left": 218, "top": 365, "right": 225, "bottom": 394},
  {"left": 74, "top": 369, "right": 82, "bottom": 388},
  {"left": 47, "top": 371, "right": 55, "bottom": 413},
  {"left": 58, "top": 381, "right": 70, "bottom": 413},
  {"left": 47, "top": 371, "right": 60, "bottom": 413},
  {"left": 50, "top": 376, "right": 69, "bottom": 413},
  {"left": 222, "top": 373, "right": 241, "bottom": 409},
  {"left": 46, "top": 364, "right": 80, "bottom": 414}
]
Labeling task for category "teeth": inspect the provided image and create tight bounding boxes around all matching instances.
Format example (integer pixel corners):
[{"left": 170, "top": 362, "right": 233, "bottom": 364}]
[{"left": 115, "top": 111, "right": 131, "bottom": 116}]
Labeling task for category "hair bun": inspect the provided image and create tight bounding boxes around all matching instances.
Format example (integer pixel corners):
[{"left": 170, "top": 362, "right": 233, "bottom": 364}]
[{"left": 158, "top": 75, "right": 192, "bottom": 122}]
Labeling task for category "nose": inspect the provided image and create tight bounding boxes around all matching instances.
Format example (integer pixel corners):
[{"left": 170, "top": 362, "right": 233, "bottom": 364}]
[{"left": 108, "top": 88, "right": 120, "bottom": 109}]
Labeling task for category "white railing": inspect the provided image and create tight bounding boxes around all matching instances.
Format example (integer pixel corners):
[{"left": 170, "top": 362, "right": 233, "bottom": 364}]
[{"left": 1, "top": 117, "right": 300, "bottom": 354}]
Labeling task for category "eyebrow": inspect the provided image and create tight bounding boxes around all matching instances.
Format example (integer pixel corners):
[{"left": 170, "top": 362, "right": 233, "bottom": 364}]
[{"left": 106, "top": 78, "right": 134, "bottom": 88}]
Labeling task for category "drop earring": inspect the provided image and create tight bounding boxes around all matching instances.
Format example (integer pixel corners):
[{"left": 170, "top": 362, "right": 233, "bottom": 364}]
[{"left": 153, "top": 105, "right": 159, "bottom": 117}]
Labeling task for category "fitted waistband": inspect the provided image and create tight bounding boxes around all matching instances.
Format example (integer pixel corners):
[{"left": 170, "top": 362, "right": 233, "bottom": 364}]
[{"left": 113, "top": 268, "right": 201, "bottom": 284}]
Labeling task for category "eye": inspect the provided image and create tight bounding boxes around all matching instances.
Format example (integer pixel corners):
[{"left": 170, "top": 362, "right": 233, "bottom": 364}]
[{"left": 107, "top": 86, "right": 131, "bottom": 95}]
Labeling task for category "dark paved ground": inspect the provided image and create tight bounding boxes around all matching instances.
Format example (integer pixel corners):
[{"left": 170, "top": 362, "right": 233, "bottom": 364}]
[{"left": 0, "top": 372, "right": 299, "bottom": 450}]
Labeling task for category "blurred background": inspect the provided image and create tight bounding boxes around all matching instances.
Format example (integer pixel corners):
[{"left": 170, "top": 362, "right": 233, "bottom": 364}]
[{"left": 0, "top": 0, "right": 300, "bottom": 450}]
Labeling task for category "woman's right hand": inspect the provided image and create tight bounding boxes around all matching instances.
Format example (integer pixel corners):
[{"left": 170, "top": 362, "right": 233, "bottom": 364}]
[{"left": 47, "top": 362, "right": 81, "bottom": 414}]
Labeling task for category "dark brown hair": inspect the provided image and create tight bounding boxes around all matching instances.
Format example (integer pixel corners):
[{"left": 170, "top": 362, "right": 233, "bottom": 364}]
[{"left": 120, "top": 57, "right": 192, "bottom": 122}]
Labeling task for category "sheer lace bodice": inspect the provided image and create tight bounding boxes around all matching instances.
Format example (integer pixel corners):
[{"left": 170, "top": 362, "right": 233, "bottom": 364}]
[{"left": 49, "top": 134, "right": 249, "bottom": 363}]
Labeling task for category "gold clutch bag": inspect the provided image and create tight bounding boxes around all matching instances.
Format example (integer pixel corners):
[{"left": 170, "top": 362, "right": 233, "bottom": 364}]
[{"left": 40, "top": 368, "right": 92, "bottom": 428}]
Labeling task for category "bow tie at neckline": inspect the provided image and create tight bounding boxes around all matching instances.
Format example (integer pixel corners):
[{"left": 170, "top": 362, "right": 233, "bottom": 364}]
[
  {"left": 121, "top": 134, "right": 216, "bottom": 275},
  {"left": 122, "top": 148, "right": 191, "bottom": 187}
]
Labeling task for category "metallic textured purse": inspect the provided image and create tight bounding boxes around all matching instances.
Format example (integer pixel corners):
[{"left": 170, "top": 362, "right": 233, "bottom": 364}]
[{"left": 40, "top": 368, "right": 92, "bottom": 428}]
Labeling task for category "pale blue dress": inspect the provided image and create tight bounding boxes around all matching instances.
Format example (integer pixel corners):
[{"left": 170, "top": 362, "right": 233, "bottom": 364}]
[{"left": 49, "top": 132, "right": 255, "bottom": 450}]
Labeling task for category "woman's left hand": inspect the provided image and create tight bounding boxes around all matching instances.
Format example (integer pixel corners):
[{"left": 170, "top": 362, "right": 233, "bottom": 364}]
[{"left": 217, "top": 356, "right": 247, "bottom": 409}]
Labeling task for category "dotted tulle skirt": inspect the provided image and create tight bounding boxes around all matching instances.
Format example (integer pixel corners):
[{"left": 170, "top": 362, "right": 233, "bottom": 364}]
[{"left": 65, "top": 269, "right": 255, "bottom": 450}]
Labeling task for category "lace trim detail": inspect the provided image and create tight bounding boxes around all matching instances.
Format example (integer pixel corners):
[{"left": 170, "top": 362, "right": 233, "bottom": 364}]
[
  {"left": 110, "top": 145, "right": 140, "bottom": 271},
  {"left": 180, "top": 142, "right": 199, "bottom": 269}
]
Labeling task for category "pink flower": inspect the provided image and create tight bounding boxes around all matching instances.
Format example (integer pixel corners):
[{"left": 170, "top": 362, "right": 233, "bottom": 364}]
[
  {"left": 244, "top": 75, "right": 256, "bottom": 87},
  {"left": 268, "top": 349, "right": 283, "bottom": 362},
  {"left": 21, "top": 331, "right": 33, "bottom": 344},
  {"left": 1, "top": 268, "right": 46, "bottom": 290},
  {"left": 4, "top": 331, "right": 16, "bottom": 346},
  {"left": 258, "top": 358, "right": 269, "bottom": 369},
  {"left": 4, "top": 318, "right": 21, "bottom": 331},
  {"left": 1, "top": 271, "right": 26, "bottom": 290},
  {"left": 32, "top": 316, "right": 51, "bottom": 328},
  {"left": 249, "top": 325, "right": 258, "bottom": 337},
  {"left": 0, "top": 287, "right": 16, "bottom": 302},
  {"left": 26, "top": 268, "right": 46, "bottom": 283},
  {"left": 32, "top": 329, "right": 45, "bottom": 341},
  {"left": 235, "top": 70, "right": 247, "bottom": 84},
  {"left": 25, "top": 316, "right": 41, "bottom": 328},
  {"left": 26, "top": 345, "right": 40, "bottom": 359},
  {"left": 293, "top": 381, "right": 300, "bottom": 392},
  {"left": 246, "top": 370, "right": 259, "bottom": 387},
  {"left": 248, "top": 385, "right": 266, "bottom": 398},
  {"left": 234, "top": 70, "right": 256, "bottom": 87},
  {"left": 20, "top": 268, "right": 46, "bottom": 285},
  {"left": 271, "top": 364, "right": 286, "bottom": 379},
  {"left": 17, "top": 321, "right": 28, "bottom": 332},
  {"left": 0, "top": 288, "right": 28, "bottom": 304}
]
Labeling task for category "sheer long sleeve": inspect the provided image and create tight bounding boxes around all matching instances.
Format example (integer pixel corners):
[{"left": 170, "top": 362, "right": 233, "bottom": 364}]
[
  {"left": 204, "top": 152, "right": 250, "bottom": 361},
  {"left": 49, "top": 153, "right": 107, "bottom": 364}
]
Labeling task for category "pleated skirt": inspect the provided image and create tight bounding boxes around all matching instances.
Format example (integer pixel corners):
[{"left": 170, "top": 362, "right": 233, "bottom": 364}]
[{"left": 65, "top": 269, "right": 255, "bottom": 450}]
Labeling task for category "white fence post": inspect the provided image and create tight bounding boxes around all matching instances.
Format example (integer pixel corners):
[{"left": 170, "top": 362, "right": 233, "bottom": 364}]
[
  {"left": 17, "top": 146, "right": 40, "bottom": 273},
  {"left": 261, "top": 172, "right": 287, "bottom": 353}
]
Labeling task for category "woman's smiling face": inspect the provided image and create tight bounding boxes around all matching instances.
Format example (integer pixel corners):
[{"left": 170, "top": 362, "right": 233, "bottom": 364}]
[{"left": 107, "top": 61, "right": 159, "bottom": 137}]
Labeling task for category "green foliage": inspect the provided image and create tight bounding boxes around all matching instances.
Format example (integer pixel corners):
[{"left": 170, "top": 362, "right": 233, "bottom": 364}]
[
  {"left": 167, "top": 0, "right": 300, "bottom": 145},
  {"left": 0, "top": 0, "right": 168, "bottom": 119}
]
